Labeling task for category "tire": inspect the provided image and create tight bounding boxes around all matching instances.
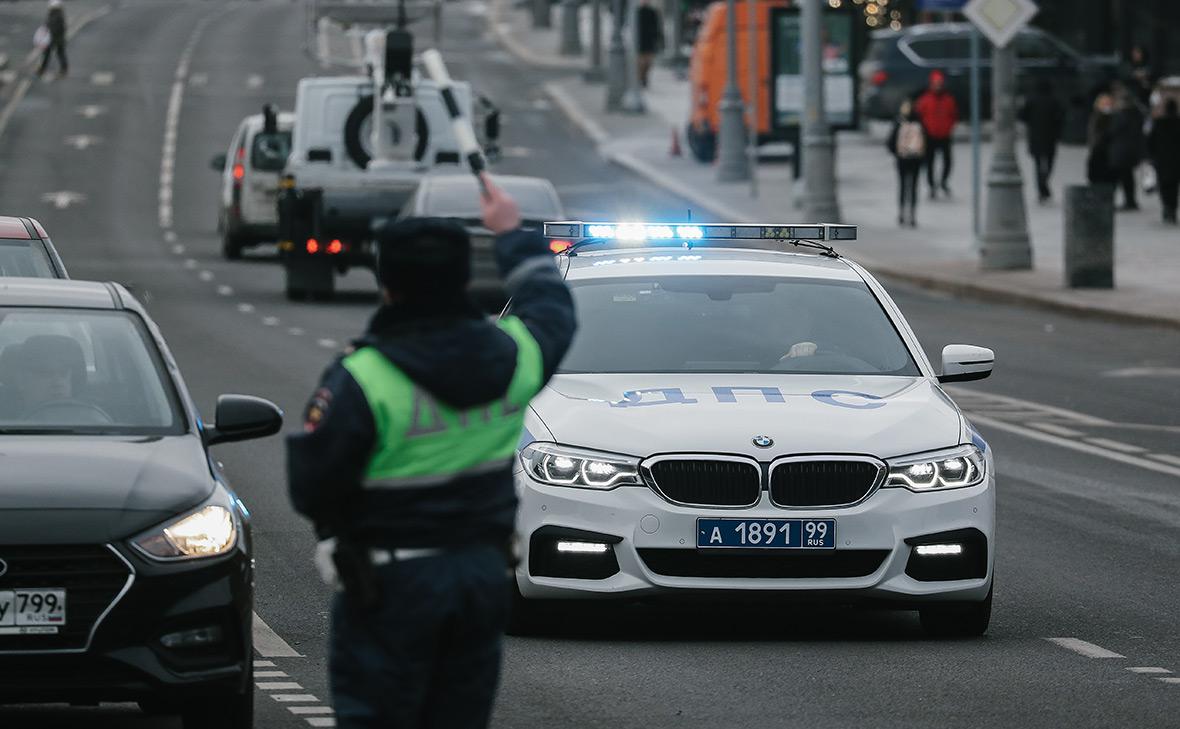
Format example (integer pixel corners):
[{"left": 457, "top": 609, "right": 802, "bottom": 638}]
[
  {"left": 343, "top": 96, "right": 430, "bottom": 169},
  {"left": 285, "top": 260, "right": 334, "bottom": 301},
  {"left": 181, "top": 664, "right": 253, "bottom": 729},
  {"left": 919, "top": 584, "right": 993, "bottom": 638},
  {"left": 686, "top": 122, "right": 716, "bottom": 163},
  {"left": 222, "top": 232, "right": 244, "bottom": 260}
]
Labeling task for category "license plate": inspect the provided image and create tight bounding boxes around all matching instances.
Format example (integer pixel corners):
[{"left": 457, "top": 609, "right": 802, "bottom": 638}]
[
  {"left": 0, "top": 589, "right": 67, "bottom": 635},
  {"left": 697, "top": 518, "right": 836, "bottom": 549}
]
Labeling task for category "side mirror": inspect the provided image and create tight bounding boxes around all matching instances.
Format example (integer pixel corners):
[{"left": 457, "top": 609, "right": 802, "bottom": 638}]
[
  {"left": 204, "top": 394, "right": 284, "bottom": 446},
  {"left": 211, "top": 153, "right": 227, "bottom": 171},
  {"left": 938, "top": 345, "right": 994, "bottom": 384},
  {"left": 485, "top": 110, "right": 501, "bottom": 142}
]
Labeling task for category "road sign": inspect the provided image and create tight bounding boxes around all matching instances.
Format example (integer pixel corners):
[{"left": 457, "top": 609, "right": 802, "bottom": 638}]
[{"left": 963, "top": 0, "right": 1038, "bottom": 49}]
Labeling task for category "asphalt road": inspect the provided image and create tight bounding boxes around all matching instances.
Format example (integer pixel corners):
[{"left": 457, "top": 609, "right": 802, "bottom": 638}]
[{"left": 1, "top": 1, "right": 1180, "bottom": 727}]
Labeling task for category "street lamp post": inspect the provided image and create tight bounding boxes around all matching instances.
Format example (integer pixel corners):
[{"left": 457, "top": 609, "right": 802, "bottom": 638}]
[
  {"left": 715, "top": 0, "right": 749, "bottom": 181},
  {"left": 585, "top": 0, "right": 605, "bottom": 81},
  {"left": 979, "top": 42, "right": 1032, "bottom": 269},
  {"left": 560, "top": 0, "right": 583, "bottom": 56},
  {"left": 605, "top": 0, "right": 627, "bottom": 110},
  {"left": 620, "top": 0, "right": 645, "bottom": 112},
  {"left": 533, "top": 0, "right": 552, "bottom": 29},
  {"left": 801, "top": 0, "right": 839, "bottom": 220}
]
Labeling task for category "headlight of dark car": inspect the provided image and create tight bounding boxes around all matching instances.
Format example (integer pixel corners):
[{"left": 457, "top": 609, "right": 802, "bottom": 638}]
[{"left": 132, "top": 502, "right": 238, "bottom": 560}]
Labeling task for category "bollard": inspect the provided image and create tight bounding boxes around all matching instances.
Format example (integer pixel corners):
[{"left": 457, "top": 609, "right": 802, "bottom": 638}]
[
  {"left": 1064, "top": 184, "right": 1115, "bottom": 288},
  {"left": 532, "top": 0, "right": 552, "bottom": 29},
  {"left": 560, "top": 0, "right": 583, "bottom": 56}
]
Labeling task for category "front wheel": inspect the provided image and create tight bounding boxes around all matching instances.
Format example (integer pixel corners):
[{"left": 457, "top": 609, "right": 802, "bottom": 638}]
[
  {"left": 181, "top": 665, "right": 253, "bottom": 729},
  {"left": 919, "top": 583, "right": 993, "bottom": 638},
  {"left": 222, "top": 232, "right": 244, "bottom": 260}
]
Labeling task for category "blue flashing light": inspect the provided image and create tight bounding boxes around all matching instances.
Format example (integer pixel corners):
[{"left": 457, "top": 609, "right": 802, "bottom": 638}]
[
  {"left": 616, "top": 223, "right": 647, "bottom": 241},
  {"left": 676, "top": 225, "right": 704, "bottom": 240},
  {"left": 646, "top": 225, "right": 675, "bottom": 239},
  {"left": 587, "top": 224, "right": 616, "bottom": 238}
]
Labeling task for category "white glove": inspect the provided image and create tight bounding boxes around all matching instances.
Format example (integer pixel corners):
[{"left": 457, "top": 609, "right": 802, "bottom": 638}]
[
  {"left": 783, "top": 341, "right": 818, "bottom": 359},
  {"left": 315, "top": 537, "right": 341, "bottom": 590}
]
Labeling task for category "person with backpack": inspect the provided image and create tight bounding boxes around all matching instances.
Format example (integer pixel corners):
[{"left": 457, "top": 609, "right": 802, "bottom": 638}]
[{"left": 888, "top": 100, "right": 927, "bottom": 228}]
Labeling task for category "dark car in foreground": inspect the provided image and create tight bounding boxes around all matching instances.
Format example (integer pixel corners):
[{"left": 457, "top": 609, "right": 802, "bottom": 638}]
[
  {"left": 0, "top": 216, "right": 68, "bottom": 278},
  {"left": 859, "top": 23, "right": 1121, "bottom": 142},
  {"left": 397, "top": 173, "right": 565, "bottom": 311},
  {"left": 0, "top": 279, "right": 283, "bottom": 728}
]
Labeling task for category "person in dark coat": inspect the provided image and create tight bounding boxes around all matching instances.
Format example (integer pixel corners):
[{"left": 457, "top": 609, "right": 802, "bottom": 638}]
[
  {"left": 636, "top": 0, "right": 664, "bottom": 88},
  {"left": 1149, "top": 99, "right": 1180, "bottom": 224},
  {"left": 1087, "top": 93, "right": 1118, "bottom": 187},
  {"left": 1108, "top": 86, "right": 1147, "bottom": 210},
  {"left": 36, "top": 0, "right": 68, "bottom": 79},
  {"left": 1019, "top": 80, "right": 1065, "bottom": 203},
  {"left": 887, "top": 100, "right": 927, "bottom": 228},
  {"left": 1129, "top": 45, "right": 1154, "bottom": 107}
]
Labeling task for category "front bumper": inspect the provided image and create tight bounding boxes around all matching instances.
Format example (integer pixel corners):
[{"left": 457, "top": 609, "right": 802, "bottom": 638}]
[
  {"left": 516, "top": 472, "right": 994, "bottom": 604},
  {"left": 0, "top": 543, "right": 252, "bottom": 705}
]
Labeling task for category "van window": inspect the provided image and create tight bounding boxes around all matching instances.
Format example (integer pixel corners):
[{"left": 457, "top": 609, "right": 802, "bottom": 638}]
[
  {"left": 252, "top": 131, "right": 292, "bottom": 172},
  {"left": 906, "top": 37, "right": 971, "bottom": 62}
]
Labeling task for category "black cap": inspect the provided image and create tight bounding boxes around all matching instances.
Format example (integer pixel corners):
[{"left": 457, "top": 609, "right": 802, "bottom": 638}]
[{"left": 376, "top": 217, "right": 471, "bottom": 301}]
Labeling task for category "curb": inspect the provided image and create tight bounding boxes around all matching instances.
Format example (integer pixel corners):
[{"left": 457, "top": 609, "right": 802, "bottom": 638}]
[
  {"left": 488, "top": 0, "right": 588, "bottom": 72},
  {"left": 0, "top": 4, "right": 113, "bottom": 143},
  {"left": 540, "top": 81, "right": 1180, "bottom": 331}
]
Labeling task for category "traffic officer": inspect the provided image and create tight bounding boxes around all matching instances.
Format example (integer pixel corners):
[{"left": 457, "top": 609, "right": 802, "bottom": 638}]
[{"left": 287, "top": 174, "right": 576, "bottom": 729}]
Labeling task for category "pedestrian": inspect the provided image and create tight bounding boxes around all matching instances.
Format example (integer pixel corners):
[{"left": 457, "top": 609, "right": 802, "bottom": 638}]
[
  {"left": 636, "top": 0, "right": 664, "bottom": 89},
  {"left": 1019, "top": 79, "right": 1065, "bottom": 203},
  {"left": 1149, "top": 99, "right": 1180, "bottom": 224},
  {"left": 1108, "top": 85, "right": 1147, "bottom": 210},
  {"left": 887, "top": 99, "right": 926, "bottom": 228},
  {"left": 1087, "top": 93, "right": 1118, "bottom": 187},
  {"left": 915, "top": 70, "right": 958, "bottom": 199},
  {"left": 286, "top": 174, "right": 575, "bottom": 729},
  {"left": 1129, "top": 44, "right": 1154, "bottom": 107},
  {"left": 36, "top": 0, "right": 68, "bottom": 79}
]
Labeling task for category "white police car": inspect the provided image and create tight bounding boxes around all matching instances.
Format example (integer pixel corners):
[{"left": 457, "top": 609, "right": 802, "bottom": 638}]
[{"left": 513, "top": 222, "right": 996, "bottom": 637}]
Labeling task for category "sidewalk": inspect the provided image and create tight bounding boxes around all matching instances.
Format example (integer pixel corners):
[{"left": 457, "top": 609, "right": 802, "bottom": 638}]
[{"left": 493, "top": 0, "right": 1180, "bottom": 329}]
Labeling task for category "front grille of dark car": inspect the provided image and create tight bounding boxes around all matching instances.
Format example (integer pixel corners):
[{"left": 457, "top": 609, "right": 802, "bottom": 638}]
[
  {"left": 0, "top": 545, "right": 132, "bottom": 652},
  {"left": 646, "top": 458, "right": 761, "bottom": 507},
  {"left": 769, "top": 459, "right": 884, "bottom": 508},
  {"left": 638, "top": 549, "right": 889, "bottom": 579}
]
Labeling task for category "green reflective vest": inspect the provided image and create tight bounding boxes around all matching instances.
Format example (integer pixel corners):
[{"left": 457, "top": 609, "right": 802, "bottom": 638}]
[{"left": 341, "top": 316, "right": 544, "bottom": 490}]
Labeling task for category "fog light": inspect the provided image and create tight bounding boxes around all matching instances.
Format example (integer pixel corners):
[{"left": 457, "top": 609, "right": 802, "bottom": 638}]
[
  {"left": 160, "top": 625, "right": 224, "bottom": 649},
  {"left": 915, "top": 544, "right": 963, "bottom": 557},
  {"left": 556, "top": 541, "right": 609, "bottom": 554}
]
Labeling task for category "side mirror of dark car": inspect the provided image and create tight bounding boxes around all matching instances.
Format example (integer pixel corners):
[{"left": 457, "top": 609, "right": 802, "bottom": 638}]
[
  {"left": 205, "top": 394, "right": 284, "bottom": 446},
  {"left": 211, "top": 153, "right": 227, "bottom": 171}
]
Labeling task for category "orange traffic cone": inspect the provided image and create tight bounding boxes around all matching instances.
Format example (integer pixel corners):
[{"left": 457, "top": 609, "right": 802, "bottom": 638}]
[{"left": 669, "top": 126, "right": 682, "bottom": 157}]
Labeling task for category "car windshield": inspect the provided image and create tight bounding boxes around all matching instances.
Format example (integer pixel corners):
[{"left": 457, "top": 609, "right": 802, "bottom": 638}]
[
  {"left": 421, "top": 181, "right": 560, "bottom": 221},
  {"left": 251, "top": 130, "right": 292, "bottom": 171},
  {"left": 0, "top": 240, "right": 55, "bottom": 278},
  {"left": 558, "top": 275, "right": 920, "bottom": 375},
  {"left": 0, "top": 308, "right": 184, "bottom": 434}
]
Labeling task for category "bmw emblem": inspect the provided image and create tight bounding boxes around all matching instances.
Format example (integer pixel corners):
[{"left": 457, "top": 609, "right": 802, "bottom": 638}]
[
  {"left": 752, "top": 435, "right": 774, "bottom": 449},
  {"left": 0, "top": 558, "right": 7, "bottom": 578}
]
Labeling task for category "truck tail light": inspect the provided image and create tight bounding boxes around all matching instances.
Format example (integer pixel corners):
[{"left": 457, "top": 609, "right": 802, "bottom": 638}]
[
  {"left": 306, "top": 238, "right": 320, "bottom": 254},
  {"left": 327, "top": 239, "right": 343, "bottom": 254}
]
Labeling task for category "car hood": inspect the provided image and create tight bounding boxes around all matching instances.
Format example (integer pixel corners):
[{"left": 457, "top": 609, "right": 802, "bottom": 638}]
[
  {"left": 0, "top": 435, "right": 213, "bottom": 543},
  {"left": 528, "top": 374, "right": 963, "bottom": 459}
]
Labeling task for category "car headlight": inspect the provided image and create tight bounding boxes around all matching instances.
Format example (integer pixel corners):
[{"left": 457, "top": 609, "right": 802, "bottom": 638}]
[
  {"left": 885, "top": 445, "right": 986, "bottom": 492},
  {"left": 520, "top": 442, "right": 642, "bottom": 489},
  {"left": 133, "top": 504, "right": 238, "bottom": 560}
]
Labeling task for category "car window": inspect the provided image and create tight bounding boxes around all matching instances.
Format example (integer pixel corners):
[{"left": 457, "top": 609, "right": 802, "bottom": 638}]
[
  {"left": 1015, "top": 33, "right": 1061, "bottom": 61},
  {"left": 558, "top": 275, "right": 920, "bottom": 375},
  {"left": 0, "top": 308, "right": 184, "bottom": 434},
  {"left": 251, "top": 130, "right": 292, "bottom": 172},
  {"left": 0, "top": 240, "right": 55, "bottom": 278},
  {"left": 423, "top": 182, "right": 562, "bottom": 221},
  {"left": 905, "top": 37, "right": 970, "bottom": 62}
]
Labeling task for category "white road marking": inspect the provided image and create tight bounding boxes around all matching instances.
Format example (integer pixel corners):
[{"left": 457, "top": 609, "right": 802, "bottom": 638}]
[
  {"left": 1103, "top": 367, "right": 1180, "bottom": 378},
  {"left": 1158, "top": 678, "right": 1180, "bottom": 685},
  {"left": 255, "top": 671, "right": 288, "bottom": 679},
  {"left": 289, "top": 707, "right": 335, "bottom": 715},
  {"left": 198, "top": 270, "right": 214, "bottom": 282},
  {"left": 63, "top": 134, "right": 102, "bottom": 150},
  {"left": 1128, "top": 667, "right": 1172, "bottom": 674},
  {"left": 189, "top": 72, "right": 208, "bottom": 87},
  {"left": 183, "top": 258, "right": 198, "bottom": 269},
  {"left": 307, "top": 719, "right": 336, "bottom": 727},
  {"left": 257, "top": 682, "right": 303, "bottom": 691},
  {"left": 216, "top": 285, "right": 234, "bottom": 296},
  {"left": 171, "top": 244, "right": 185, "bottom": 255},
  {"left": 1047, "top": 637, "right": 1125, "bottom": 659},
  {"left": 530, "top": 98, "right": 552, "bottom": 111},
  {"left": 0, "top": 71, "right": 17, "bottom": 86},
  {"left": 1028, "top": 422, "right": 1083, "bottom": 438},
  {"left": 158, "top": 17, "right": 214, "bottom": 230},
  {"left": 237, "top": 303, "right": 256, "bottom": 313},
  {"left": 252, "top": 612, "right": 302, "bottom": 658},
  {"left": 1149, "top": 453, "right": 1180, "bottom": 468},
  {"left": 500, "top": 145, "right": 532, "bottom": 158},
  {"left": 40, "top": 191, "right": 86, "bottom": 209},
  {"left": 254, "top": 660, "right": 276, "bottom": 669},
  {"left": 164, "top": 230, "right": 178, "bottom": 243},
  {"left": 90, "top": 70, "right": 115, "bottom": 86},
  {"left": 77, "top": 104, "right": 106, "bottom": 119},
  {"left": 317, "top": 338, "right": 338, "bottom": 349},
  {"left": 273, "top": 694, "right": 320, "bottom": 703},
  {"left": 972, "top": 415, "right": 1180, "bottom": 480},
  {"left": 1084, "top": 438, "right": 1147, "bottom": 454},
  {"left": 247, "top": 74, "right": 264, "bottom": 89},
  {"left": 262, "top": 316, "right": 280, "bottom": 326}
]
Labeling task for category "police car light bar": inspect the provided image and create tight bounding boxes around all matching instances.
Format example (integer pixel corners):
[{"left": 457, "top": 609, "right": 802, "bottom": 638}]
[{"left": 542, "top": 221, "right": 857, "bottom": 243}]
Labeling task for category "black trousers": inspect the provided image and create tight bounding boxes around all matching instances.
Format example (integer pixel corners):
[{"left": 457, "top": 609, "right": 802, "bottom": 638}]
[
  {"left": 926, "top": 137, "right": 952, "bottom": 191},
  {"left": 1159, "top": 173, "right": 1179, "bottom": 220},
  {"left": 1031, "top": 147, "right": 1056, "bottom": 199},
  {"left": 38, "top": 38, "right": 68, "bottom": 75},
  {"left": 330, "top": 545, "right": 509, "bottom": 729},
  {"left": 1118, "top": 167, "right": 1138, "bottom": 208},
  {"left": 897, "top": 159, "right": 922, "bottom": 218}
]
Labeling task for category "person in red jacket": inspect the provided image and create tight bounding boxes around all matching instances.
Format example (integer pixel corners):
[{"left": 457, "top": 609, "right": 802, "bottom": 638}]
[{"left": 915, "top": 70, "right": 959, "bottom": 199}]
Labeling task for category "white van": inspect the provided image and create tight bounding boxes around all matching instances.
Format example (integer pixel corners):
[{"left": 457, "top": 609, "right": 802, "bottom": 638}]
[{"left": 211, "top": 105, "right": 295, "bottom": 259}]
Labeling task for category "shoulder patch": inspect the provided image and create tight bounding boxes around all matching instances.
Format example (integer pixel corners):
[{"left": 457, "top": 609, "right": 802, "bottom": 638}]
[{"left": 303, "top": 387, "right": 333, "bottom": 432}]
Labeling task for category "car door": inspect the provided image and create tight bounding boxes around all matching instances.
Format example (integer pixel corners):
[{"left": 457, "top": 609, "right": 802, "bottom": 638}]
[{"left": 241, "top": 127, "right": 292, "bottom": 227}]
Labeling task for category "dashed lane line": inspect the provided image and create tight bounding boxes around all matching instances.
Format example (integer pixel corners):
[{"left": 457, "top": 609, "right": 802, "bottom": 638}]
[
  {"left": 1046, "top": 637, "right": 1125, "bottom": 659},
  {"left": 257, "top": 682, "right": 304, "bottom": 691},
  {"left": 307, "top": 719, "right": 337, "bottom": 727},
  {"left": 252, "top": 612, "right": 302, "bottom": 658},
  {"left": 256, "top": 671, "right": 289, "bottom": 678},
  {"left": 1149, "top": 453, "right": 1180, "bottom": 468},
  {"left": 273, "top": 694, "right": 320, "bottom": 703},
  {"left": 289, "top": 707, "right": 335, "bottom": 715},
  {"left": 1084, "top": 437, "right": 1147, "bottom": 454},
  {"left": 1159, "top": 678, "right": 1180, "bottom": 685},
  {"left": 1128, "top": 667, "right": 1173, "bottom": 674}
]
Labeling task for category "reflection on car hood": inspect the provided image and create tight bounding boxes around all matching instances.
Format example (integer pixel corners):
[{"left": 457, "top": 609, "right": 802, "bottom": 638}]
[
  {"left": 528, "top": 374, "right": 963, "bottom": 459},
  {"left": 0, "top": 435, "right": 213, "bottom": 543}
]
